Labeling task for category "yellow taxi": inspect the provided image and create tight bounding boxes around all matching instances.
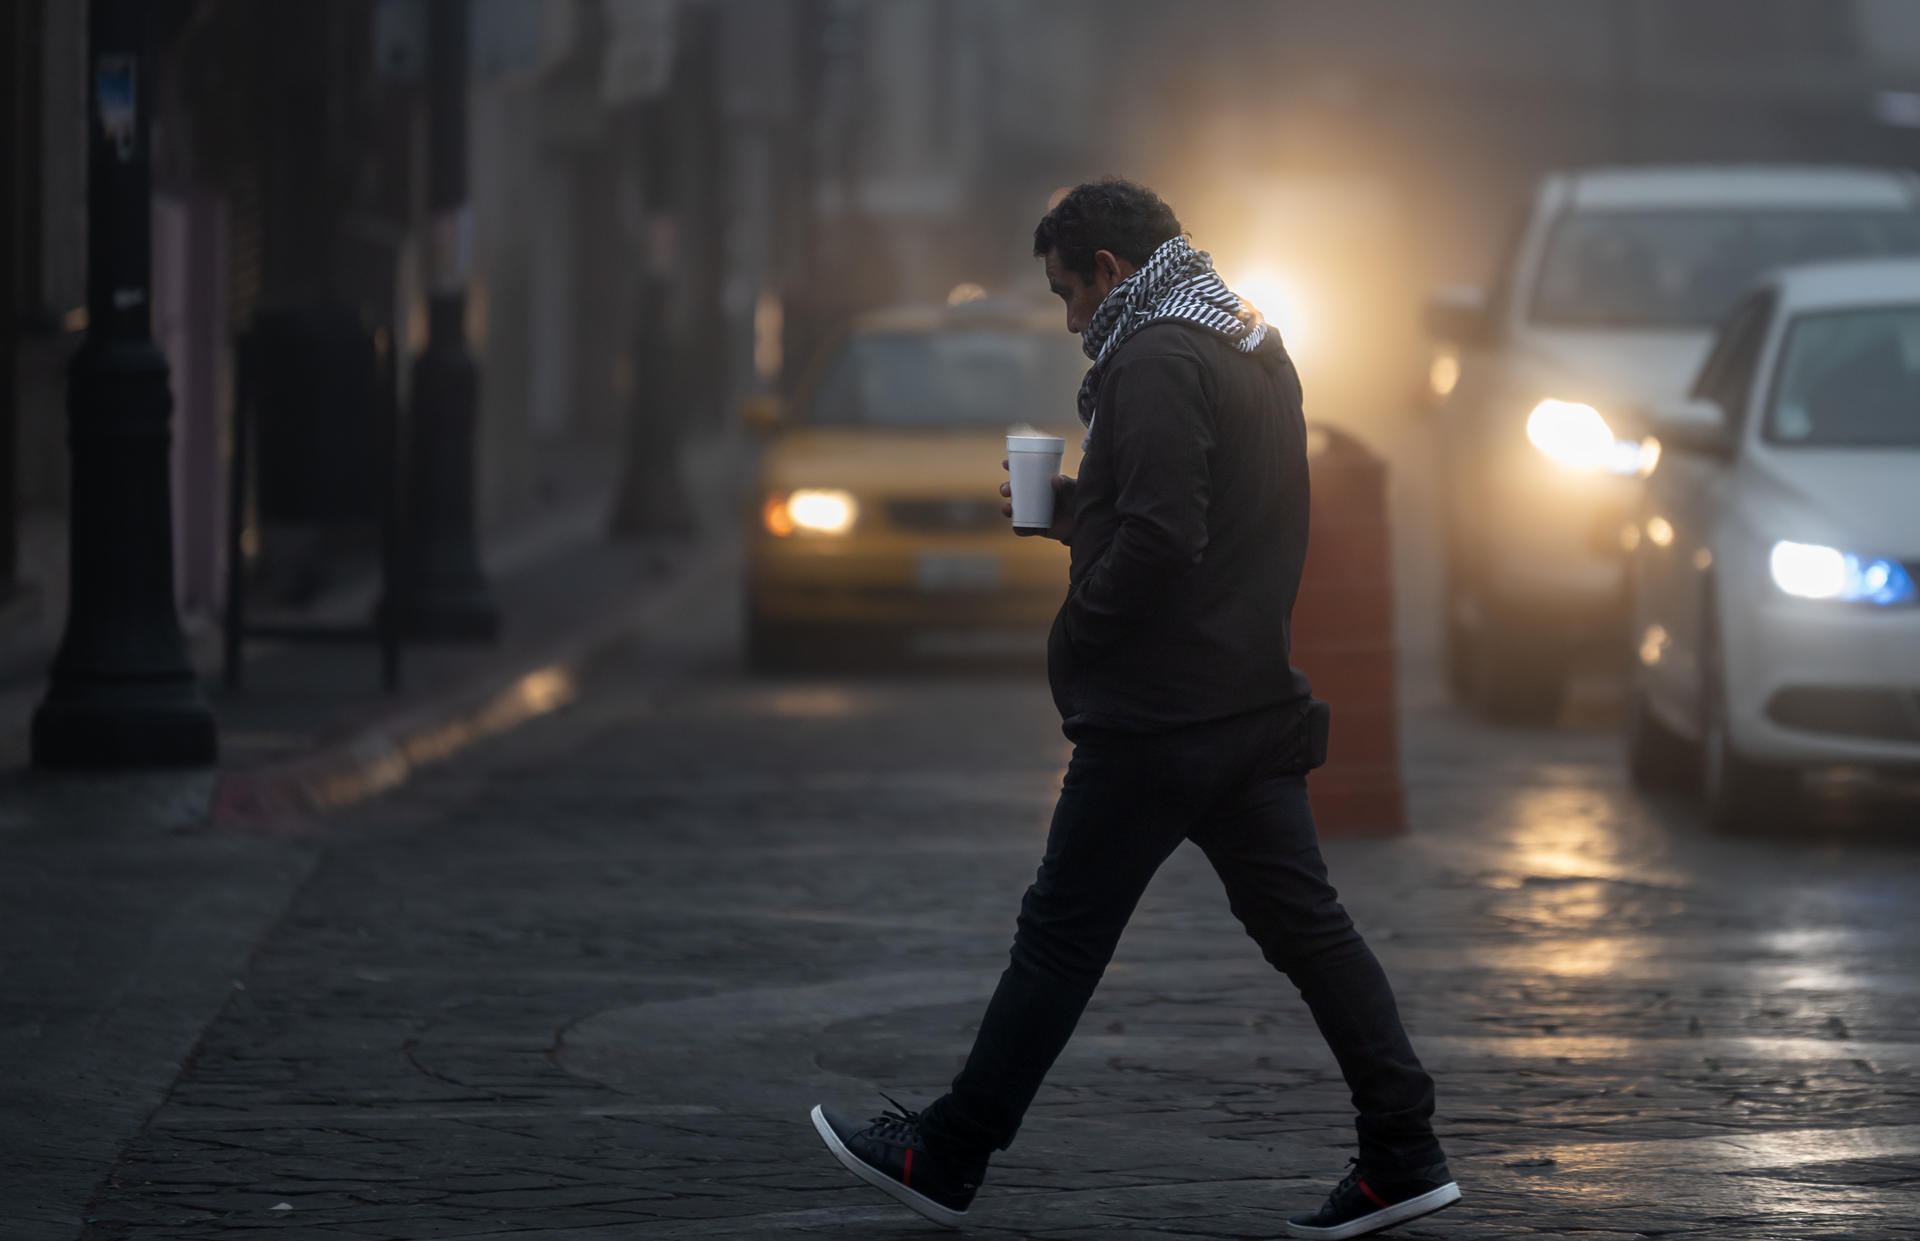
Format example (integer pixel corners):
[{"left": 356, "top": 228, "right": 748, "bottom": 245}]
[{"left": 745, "top": 298, "right": 1086, "bottom": 665}]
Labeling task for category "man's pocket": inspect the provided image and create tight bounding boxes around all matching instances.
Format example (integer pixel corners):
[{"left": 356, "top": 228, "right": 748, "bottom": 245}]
[
  {"left": 1303, "top": 697, "right": 1330, "bottom": 770},
  {"left": 1271, "top": 696, "right": 1330, "bottom": 774},
  {"left": 1045, "top": 606, "right": 1078, "bottom": 720}
]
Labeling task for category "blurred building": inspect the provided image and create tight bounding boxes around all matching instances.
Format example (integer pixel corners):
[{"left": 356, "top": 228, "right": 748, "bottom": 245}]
[
  {"left": 10, "top": 0, "right": 1920, "bottom": 660},
  {"left": 1164, "top": 0, "right": 1920, "bottom": 288},
  {"left": 3, "top": 0, "right": 760, "bottom": 649},
  {"left": 726, "top": 0, "right": 1920, "bottom": 420}
]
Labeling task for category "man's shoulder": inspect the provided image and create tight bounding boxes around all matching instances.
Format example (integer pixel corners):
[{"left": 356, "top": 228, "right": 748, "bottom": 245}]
[{"left": 1108, "top": 320, "right": 1218, "bottom": 367}]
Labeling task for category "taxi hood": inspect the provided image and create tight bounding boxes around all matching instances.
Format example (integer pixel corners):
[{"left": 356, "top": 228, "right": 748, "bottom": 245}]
[{"left": 761, "top": 427, "right": 1084, "bottom": 497}]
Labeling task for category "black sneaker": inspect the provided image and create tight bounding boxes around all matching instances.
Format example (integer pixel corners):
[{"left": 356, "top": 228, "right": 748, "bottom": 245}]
[
  {"left": 1286, "top": 1158, "right": 1461, "bottom": 1239},
  {"left": 810, "top": 1096, "right": 985, "bottom": 1228}
]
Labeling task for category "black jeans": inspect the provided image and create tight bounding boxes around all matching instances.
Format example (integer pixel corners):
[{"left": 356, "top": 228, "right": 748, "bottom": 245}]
[{"left": 919, "top": 702, "right": 1443, "bottom": 1173}]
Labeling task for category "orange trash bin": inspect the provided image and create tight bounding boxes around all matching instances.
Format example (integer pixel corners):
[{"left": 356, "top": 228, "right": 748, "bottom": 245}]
[{"left": 1293, "top": 425, "right": 1405, "bottom": 836}]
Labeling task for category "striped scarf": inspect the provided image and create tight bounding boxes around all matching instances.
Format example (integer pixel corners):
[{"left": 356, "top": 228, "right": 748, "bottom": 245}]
[{"left": 1076, "top": 235, "right": 1269, "bottom": 430}]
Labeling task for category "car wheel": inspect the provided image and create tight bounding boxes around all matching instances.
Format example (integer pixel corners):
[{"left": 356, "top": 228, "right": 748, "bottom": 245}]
[
  {"left": 1470, "top": 613, "right": 1567, "bottom": 724},
  {"left": 1699, "top": 607, "right": 1799, "bottom": 832},
  {"left": 1626, "top": 679, "right": 1696, "bottom": 791}
]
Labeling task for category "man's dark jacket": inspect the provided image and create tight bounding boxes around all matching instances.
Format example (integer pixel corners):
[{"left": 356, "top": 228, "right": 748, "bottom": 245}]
[{"left": 1047, "top": 321, "right": 1313, "bottom": 732}]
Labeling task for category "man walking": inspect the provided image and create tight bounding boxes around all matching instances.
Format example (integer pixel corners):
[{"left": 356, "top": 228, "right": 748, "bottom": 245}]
[{"left": 811, "top": 179, "right": 1458, "bottom": 1240}]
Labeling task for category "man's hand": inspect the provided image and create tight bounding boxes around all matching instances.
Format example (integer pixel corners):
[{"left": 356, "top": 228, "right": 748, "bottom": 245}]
[{"left": 1001, "top": 458, "right": 1076, "bottom": 543}]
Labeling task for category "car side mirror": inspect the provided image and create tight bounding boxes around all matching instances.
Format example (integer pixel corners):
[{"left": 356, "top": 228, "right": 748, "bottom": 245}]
[
  {"left": 1647, "top": 397, "right": 1735, "bottom": 461},
  {"left": 1423, "top": 286, "right": 1492, "bottom": 345},
  {"left": 740, "top": 393, "right": 787, "bottom": 434}
]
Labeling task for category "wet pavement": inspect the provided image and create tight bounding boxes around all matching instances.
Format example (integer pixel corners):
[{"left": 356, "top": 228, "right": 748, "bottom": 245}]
[{"left": 66, "top": 558, "right": 1920, "bottom": 1239}]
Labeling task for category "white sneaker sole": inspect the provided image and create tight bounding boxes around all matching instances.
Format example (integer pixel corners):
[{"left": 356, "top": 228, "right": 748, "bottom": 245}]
[
  {"left": 810, "top": 1105, "right": 967, "bottom": 1229},
  {"left": 1285, "top": 1181, "right": 1461, "bottom": 1240}
]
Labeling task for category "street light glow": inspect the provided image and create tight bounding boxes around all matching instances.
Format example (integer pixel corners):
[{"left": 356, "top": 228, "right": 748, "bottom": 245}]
[{"left": 1234, "top": 270, "right": 1310, "bottom": 361}]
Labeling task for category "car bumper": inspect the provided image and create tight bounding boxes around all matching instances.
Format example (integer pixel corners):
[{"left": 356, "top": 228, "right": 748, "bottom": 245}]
[
  {"left": 1727, "top": 595, "right": 1920, "bottom": 769},
  {"left": 1469, "top": 462, "right": 1637, "bottom": 640},
  {"left": 747, "top": 531, "right": 1066, "bottom": 627}
]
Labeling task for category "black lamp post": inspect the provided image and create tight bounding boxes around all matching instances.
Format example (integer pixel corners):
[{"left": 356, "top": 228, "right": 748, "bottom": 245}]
[
  {"left": 32, "top": 0, "right": 216, "bottom": 768},
  {"left": 390, "top": 0, "right": 498, "bottom": 641}
]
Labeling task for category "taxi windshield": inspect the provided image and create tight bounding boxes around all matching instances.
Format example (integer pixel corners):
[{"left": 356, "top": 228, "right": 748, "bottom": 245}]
[
  {"left": 1531, "top": 209, "right": 1920, "bottom": 328},
  {"left": 1768, "top": 305, "right": 1920, "bottom": 447},
  {"left": 808, "top": 331, "right": 1087, "bottom": 429}
]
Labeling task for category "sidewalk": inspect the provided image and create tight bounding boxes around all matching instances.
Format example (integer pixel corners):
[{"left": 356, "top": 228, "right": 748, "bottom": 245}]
[
  {"left": 202, "top": 488, "right": 698, "bottom": 830},
  {"left": 0, "top": 432, "right": 747, "bottom": 1240},
  {"left": 0, "top": 432, "right": 744, "bottom": 783}
]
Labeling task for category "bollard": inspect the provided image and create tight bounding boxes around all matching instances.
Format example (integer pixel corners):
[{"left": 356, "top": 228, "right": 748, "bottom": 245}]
[{"left": 1293, "top": 425, "right": 1405, "bottom": 836}]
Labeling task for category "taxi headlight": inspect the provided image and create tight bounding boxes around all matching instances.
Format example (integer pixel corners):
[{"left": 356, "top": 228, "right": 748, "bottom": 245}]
[
  {"left": 1769, "top": 540, "right": 1917, "bottom": 605},
  {"left": 766, "top": 488, "right": 857, "bottom": 536},
  {"left": 1525, "top": 400, "right": 1658, "bottom": 476}
]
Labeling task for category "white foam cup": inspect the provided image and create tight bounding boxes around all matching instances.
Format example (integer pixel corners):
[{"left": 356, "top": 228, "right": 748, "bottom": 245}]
[{"left": 1006, "top": 434, "right": 1066, "bottom": 529}]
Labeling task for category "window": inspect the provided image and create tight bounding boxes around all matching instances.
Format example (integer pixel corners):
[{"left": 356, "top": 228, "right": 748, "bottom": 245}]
[
  {"left": 1693, "top": 290, "right": 1776, "bottom": 425},
  {"left": 809, "top": 331, "right": 1088, "bottom": 430},
  {"left": 1765, "top": 306, "right": 1920, "bottom": 447},
  {"left": 1530, "top": 210, "right": 1920, "bottom": 328}
]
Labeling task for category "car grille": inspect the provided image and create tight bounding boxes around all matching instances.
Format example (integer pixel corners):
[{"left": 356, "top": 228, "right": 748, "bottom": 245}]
[
  {"left": 1766, "top": 687, "right": 1920, "bottom": 744},
  {"left": 885, "top": 497, "right": 1005, "bottom": 533}
]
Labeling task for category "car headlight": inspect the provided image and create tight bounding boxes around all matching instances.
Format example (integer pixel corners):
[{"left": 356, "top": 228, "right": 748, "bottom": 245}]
[
  {"left": 1769, "top": 540, "right": 1917, "bottom": 605},
  {"left": 1525, "top": 400, "right": 1658, "bottom": 476},
  {"left": 764, "top": 488, "right": 857, "bottom": 537}
]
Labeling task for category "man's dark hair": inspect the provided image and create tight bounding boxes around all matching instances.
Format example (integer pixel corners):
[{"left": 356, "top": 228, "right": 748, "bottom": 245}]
[{"left": 1033, "top": 179, "right": 1182, "bottom": 279}]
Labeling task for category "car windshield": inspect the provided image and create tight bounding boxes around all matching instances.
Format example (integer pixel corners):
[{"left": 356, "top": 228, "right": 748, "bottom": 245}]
[
  {"left": 808, "top": 331, "right": 1087, "bottom": 429},
  {"left": 1767, "top": 306, "right": 1920, "bottom": 447},
  {"left": 1531, "top": 209, "right": 1920, "bottom": 327}
]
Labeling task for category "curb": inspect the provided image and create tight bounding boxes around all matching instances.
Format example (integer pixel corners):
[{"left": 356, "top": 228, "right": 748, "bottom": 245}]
[{"left": 209, "top": 542, "right": 732, "bottom": 832}]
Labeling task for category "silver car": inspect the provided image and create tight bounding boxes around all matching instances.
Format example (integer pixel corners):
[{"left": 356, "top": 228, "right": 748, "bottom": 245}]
[
  {"left": 1627, "top": 257, "right": 1920, "bottom": 829},
  {"left": 1426, "top": 165, "right": 1920, "bottom": 720}
]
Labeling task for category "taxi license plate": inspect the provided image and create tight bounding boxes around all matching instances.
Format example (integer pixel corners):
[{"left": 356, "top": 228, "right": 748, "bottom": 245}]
[{"left": 915, "top": 553, "right": 1002, "bottom": 593}]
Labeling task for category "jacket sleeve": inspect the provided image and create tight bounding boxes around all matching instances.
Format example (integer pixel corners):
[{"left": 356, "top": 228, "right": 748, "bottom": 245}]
[{"left": 1063, "top": 352, "right": 1213, "bottom": 651}]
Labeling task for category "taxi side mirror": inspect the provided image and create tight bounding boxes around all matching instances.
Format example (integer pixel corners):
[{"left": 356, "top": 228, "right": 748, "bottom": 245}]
[
  {"left": 1424, "top": 286, "right": 1492, "bottom": 346},
  {"left": 740, "top": 394, "right": 787, "bottom": 434}
]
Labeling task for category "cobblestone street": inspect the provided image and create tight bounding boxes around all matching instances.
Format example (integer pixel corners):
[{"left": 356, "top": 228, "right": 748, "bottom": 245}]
[{"left": 42, "top": 559, "right": 1920, "bottom": 1240}]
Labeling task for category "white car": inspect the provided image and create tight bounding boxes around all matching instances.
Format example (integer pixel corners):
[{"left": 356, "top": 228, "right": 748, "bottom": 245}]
[
  {"left": 1626, "top": 257, "right": 1920, "bottom": 828},
  {"left": 1427, "top": 166, "right": 1920, "bottom": 720}
]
